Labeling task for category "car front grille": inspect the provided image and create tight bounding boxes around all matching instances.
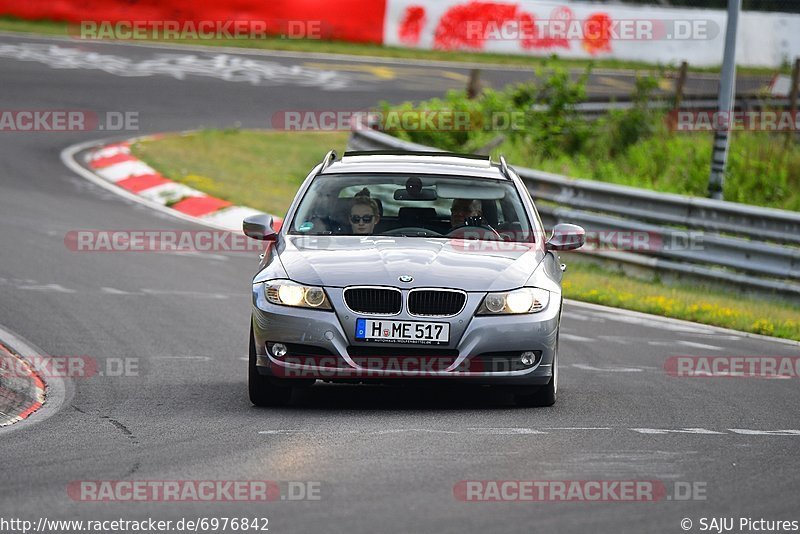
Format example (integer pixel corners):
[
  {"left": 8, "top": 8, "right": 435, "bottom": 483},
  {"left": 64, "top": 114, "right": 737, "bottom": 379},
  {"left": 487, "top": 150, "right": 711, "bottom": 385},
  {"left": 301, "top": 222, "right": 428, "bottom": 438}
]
[
  {"left": 343, "top": 287, "right": 402, "bottom": 315},
  {"left": 408, "top": 289, "right": 466, "bottom": 317}
]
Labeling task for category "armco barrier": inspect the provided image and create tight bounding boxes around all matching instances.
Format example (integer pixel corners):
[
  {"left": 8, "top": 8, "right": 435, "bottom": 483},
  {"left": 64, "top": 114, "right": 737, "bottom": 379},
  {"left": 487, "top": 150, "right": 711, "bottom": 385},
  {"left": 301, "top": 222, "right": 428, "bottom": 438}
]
[
  {"left": 533, "top": 98, "right": 799, "bottom": 120},
  {"left": 520, "top": 168, "right": 800, "bottom": 246},
  {"left": 348, "top": 125, "right": 800, "bottom": 298},
  {"left": 539, "top": 207, "right": 800, "bottom": 280}
]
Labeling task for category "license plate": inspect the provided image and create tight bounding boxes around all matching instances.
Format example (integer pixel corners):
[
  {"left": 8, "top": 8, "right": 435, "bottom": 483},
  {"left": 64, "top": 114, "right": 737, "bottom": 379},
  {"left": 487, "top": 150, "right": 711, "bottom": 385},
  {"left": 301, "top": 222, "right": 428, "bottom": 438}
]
[{"left": 355, "top": 319, "right": 450, "bottom": 345}]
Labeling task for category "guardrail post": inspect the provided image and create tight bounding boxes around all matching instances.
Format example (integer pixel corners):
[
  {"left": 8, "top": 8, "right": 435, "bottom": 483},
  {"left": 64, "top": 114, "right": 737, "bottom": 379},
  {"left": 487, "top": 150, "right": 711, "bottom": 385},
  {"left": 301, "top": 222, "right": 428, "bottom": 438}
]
[
  {"left": 788, "top": 58, "right": 799, "bottom": 145},
  {"left": 467, "top": 69, "right": 481, "bottom": 99},
  {"left": 667, "top": 61, "right": 689, "bottom": 131},
  {"left": 674, "top": 61, "right": 689, "bottom": 110}
]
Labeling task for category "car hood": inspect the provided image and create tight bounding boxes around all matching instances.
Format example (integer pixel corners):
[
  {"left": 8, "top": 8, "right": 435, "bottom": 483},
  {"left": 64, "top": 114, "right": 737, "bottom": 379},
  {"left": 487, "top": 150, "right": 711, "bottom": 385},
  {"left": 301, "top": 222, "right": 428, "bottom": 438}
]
[{"left": 277, "top": 236, "right": 545, "bottom": 292}]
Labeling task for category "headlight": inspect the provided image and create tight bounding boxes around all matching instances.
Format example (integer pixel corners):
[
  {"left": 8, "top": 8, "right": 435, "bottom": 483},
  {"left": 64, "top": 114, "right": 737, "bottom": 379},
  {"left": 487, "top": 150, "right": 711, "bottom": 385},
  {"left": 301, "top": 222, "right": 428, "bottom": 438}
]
[
  {"left": 265, "top": 280, "right": 332, "bottom": 310},
  {"left": 477, "top": 288, "right": 549, "bottom": 315}
]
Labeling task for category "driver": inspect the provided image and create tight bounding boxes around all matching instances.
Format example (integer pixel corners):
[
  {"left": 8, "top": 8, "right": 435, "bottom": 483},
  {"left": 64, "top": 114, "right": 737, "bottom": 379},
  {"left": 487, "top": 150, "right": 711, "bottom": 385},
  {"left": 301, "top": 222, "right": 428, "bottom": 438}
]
[{"left": 450, "top": 198, "right": 482, "bottom": 228}]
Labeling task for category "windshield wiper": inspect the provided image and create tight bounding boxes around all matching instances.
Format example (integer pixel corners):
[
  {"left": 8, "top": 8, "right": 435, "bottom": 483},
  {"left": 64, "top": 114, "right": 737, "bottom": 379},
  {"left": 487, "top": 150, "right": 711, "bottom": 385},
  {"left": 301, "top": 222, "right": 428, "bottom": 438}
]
[{"left": 386, "top": 232, "right": 436, "bottom": 238}]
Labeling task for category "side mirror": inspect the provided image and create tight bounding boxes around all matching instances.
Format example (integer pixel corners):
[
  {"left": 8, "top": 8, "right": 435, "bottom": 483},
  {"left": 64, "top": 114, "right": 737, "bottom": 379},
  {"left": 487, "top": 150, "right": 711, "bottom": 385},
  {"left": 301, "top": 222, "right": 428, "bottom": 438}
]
[
  {"left": 243, "top": 213, "right": 277, "bottom": 241},
  {"left": 546, "top": 223, "right": 585, "bottom": 251}
]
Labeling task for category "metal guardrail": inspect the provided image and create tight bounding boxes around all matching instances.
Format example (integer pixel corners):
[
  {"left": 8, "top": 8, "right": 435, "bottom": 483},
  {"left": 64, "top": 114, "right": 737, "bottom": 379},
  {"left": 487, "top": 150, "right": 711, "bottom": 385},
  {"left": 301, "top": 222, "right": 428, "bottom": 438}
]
[
  {"left": 531, "top": 97, "right": 800, "bottom": 118},
  {"left": 541, "top": 207, "right": 800, "bottom": 280},
  {"left": 518, "top": 167, "right": 800, "bottom": 245},
  {"left": 348, "top": 126, "right": 800, "bottom": 298}
]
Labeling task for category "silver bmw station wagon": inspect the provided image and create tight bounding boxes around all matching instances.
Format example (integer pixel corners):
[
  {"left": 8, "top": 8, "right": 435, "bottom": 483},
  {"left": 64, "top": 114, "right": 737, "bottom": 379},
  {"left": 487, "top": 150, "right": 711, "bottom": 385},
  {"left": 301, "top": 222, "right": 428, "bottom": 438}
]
[{"left": 244, "top": 150, "right": 585, "bottom": 407}]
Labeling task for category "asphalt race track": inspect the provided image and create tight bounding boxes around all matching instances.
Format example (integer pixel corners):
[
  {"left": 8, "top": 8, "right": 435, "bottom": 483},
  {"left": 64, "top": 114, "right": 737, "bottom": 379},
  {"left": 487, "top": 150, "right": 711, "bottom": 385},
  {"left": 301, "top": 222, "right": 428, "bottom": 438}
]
[{"left": 1, "top": 32, "right": 798, "bottom": 534}]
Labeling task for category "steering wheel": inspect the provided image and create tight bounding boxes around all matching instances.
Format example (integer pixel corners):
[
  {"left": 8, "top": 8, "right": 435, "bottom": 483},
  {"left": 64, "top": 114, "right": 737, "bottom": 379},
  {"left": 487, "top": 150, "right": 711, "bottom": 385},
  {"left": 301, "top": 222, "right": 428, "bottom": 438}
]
[
  {"left": 383, "top": 227, "right": 442, "bottom": 237},
  {"left": 446, "top": 224, "right": 503, "bottom": 241}
]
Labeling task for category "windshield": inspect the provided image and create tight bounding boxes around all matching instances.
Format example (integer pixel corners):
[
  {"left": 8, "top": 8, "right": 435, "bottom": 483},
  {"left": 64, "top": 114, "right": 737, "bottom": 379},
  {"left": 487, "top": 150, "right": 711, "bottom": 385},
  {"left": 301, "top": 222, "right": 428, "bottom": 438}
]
[{"left": 289, "top": 173, "right": 534, "bottom": 242}]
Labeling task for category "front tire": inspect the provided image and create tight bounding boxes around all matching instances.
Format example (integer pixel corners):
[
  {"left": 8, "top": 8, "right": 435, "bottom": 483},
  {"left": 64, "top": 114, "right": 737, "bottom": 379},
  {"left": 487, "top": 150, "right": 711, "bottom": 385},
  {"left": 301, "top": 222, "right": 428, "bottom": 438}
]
[
  {"left": 514, "top": 343, "right": 558, "bottom": 407},
  {"left": 249, "top": 324, "right": 293, "bottom": 407}
]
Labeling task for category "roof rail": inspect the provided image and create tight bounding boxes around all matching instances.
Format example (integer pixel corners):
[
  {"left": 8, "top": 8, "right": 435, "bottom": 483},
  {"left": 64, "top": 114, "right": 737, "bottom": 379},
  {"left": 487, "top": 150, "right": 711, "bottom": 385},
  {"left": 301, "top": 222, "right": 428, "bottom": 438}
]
[
  {"left": 319, "top": 149, "right": 337, "bottom": 173},
  {"left": 343, "top": 150, "right": 487, "bottom": 160},
  {"left": 498, "top": 155, "right": 512, "bottom": 180}
]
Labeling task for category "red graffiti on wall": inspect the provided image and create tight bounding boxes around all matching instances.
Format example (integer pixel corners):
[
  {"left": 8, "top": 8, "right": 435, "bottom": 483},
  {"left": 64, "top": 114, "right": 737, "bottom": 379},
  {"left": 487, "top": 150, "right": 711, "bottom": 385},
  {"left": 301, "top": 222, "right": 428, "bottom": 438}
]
[
  {"left": 432, "top": 2, "right": 537, "bottom": 50},
  {"left": 399, "top": 5, "right": 427, "bottom": 45},
  {"left": 524, "top": 6, "right": 574, "bottom": 50},
  {"left": 582, "top": 12, "right": 612, "bottom": 54},
  {"left": 403, "top": 2, "right": 613, "bottom": 55}
]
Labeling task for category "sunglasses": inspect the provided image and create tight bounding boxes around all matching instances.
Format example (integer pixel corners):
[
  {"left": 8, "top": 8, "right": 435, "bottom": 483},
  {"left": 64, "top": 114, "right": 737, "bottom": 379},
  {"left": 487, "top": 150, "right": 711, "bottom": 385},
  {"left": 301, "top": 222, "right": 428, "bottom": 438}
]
[{"left": 350, "top": 215, "right": 374, "bottom": 224}]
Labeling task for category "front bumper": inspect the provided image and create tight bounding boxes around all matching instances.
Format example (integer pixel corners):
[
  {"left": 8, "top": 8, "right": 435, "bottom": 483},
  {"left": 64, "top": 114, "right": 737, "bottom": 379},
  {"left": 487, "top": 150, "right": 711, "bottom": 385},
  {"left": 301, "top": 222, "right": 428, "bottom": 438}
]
[{"left": 251, "top": 284, "right": 559, "bottom": 386}]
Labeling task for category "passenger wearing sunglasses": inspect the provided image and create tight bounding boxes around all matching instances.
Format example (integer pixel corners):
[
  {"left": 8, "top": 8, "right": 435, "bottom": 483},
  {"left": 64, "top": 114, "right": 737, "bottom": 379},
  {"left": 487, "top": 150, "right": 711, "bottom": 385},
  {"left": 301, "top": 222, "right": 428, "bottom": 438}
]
[{"left": 350, "top": 189, "right": 381, "bottom": 235}]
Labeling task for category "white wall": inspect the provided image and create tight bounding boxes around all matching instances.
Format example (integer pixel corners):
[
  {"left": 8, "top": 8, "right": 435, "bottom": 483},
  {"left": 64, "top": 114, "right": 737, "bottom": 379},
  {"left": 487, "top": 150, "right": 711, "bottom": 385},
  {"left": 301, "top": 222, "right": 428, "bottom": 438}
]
[{"left": 383, "top": 1, "right": 800, "bottom": 67}]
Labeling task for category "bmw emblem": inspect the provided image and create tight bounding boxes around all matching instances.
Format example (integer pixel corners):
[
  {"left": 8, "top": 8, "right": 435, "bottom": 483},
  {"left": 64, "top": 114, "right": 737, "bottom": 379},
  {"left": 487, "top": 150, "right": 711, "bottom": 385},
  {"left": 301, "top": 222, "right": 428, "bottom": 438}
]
[{"left": 398, "top": 275, "right": 413, "bottom": 283}]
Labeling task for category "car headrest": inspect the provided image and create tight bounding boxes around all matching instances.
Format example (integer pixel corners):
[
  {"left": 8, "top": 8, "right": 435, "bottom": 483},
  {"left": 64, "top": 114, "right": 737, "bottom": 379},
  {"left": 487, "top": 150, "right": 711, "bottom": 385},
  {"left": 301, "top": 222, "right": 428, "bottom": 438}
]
[
  {"left": 398, "top": 207, "right": 437, "bottom": 226},
  {"left": 334, "top": 197, "right": 352, "bottom": 221},
  {"left": 480, "top": 200, "right": 498, "bottom": 226}
]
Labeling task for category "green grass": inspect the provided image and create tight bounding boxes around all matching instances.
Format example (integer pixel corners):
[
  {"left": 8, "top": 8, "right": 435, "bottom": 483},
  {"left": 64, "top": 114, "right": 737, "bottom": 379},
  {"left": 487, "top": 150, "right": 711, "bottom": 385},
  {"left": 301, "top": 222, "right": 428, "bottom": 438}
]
[
  {"left": 0, "top": 16, "right": 786, "bottom": 75},
  {"left": 563, "top": 260, "right": 800, "bottom": 341},
  {"left": 0, "top": 17, "right": 68, "bottom": 36},
  {"left": 130, "top": 129, "right": 348, "bottom": 217},
  {"left": 131, "top": 129, "right": 800, "bottom": 342}
]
